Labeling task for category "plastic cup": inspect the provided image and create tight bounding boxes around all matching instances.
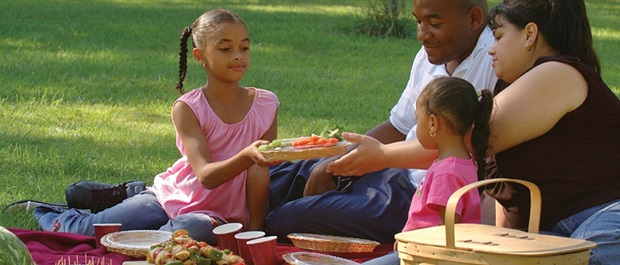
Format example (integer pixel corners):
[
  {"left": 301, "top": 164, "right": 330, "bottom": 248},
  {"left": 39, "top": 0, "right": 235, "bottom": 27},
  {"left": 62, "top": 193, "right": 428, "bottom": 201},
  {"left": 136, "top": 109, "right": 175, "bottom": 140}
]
[
  {"left": 234, "top": 231, "right": 266, "bottom": 265},
  {"left": 212, "top": 223, "right": 243, "bottom": 253},
  {"left": 247, "top": 235, "right": 278, "bottom": 265},
  {"left": 93, "top": 223, "right": 122, "bottom": 248}
]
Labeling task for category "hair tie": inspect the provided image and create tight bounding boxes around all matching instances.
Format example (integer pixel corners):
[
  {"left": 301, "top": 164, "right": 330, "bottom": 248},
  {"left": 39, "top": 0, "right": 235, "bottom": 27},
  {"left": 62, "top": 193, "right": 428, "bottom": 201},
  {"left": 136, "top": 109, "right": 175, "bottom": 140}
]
[{"left": 186, "top": 27, "right": 192, "bottom": 35}]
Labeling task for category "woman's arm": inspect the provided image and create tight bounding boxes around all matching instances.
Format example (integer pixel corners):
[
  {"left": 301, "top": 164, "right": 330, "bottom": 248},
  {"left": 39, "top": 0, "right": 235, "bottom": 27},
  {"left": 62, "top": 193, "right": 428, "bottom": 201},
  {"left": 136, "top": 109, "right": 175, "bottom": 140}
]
[
  {"left": 330, "top": 61, "right": 588, "bottom": 175},
  {"left": 487, "top": 62, "right": 587, "bottom": 154},
  {"left": 172, "top": 101, "right": 267, "bottom": 189}
]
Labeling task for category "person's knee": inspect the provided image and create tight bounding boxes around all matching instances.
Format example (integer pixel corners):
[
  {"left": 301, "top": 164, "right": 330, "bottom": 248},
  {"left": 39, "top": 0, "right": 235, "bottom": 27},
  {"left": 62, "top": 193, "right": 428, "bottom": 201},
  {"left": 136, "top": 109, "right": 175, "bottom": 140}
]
[
  {"left": 247, "top": 164, "right": 270, "bottom": 193},
  {"left": 248, "top": 164, "right": 269, "bottom": 180},
  {"left": 165, "top": 214, "right": 218, "bottom": 245},
  {"left": 265, "top": 200, "right": 315, "bottom": 241},
  {"left": 265, "top": 205, "right": 298, "bottom": 232}
]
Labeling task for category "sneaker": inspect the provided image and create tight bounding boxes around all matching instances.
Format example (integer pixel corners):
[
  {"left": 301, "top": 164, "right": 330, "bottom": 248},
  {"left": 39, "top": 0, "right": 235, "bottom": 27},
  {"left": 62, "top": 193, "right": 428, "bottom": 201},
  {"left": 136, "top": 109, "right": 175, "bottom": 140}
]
[
  {"left": 65, "top": 180, "right": 146, "bottom": 213},
  {"left": 4, "top": 200, "right": 68, "bottom": 212}
]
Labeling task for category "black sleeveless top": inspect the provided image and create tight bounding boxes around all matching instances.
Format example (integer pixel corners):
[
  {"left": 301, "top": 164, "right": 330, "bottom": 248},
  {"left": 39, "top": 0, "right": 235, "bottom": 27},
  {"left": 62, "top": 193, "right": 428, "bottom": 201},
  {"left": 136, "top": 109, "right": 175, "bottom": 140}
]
[{"left": 486, "top": 53, "right": 620, "bottom": 230}]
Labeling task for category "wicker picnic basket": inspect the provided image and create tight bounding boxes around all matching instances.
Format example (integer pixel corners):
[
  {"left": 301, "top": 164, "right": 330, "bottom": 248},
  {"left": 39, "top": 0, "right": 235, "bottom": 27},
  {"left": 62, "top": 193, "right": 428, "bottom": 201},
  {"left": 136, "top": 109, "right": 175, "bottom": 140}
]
[
  {"left": 101, "top": 230, "right": 172, "bottom": 258},
  {"left": 395, "top": 178, "right": 596, "bottom": 265},
  {"left": 261, "top": 141, "right": 350, "bottom": 162},
  {"left": 287, "top": 233, "right": 380, "bottom": 253}
]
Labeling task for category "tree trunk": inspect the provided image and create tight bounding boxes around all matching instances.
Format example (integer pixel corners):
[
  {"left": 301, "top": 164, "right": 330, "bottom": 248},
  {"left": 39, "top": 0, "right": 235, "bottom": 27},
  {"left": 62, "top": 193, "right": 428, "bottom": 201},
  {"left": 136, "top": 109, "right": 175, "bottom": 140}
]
[{"left": 390, "top": 0, "right": 399, "bottom": 19}]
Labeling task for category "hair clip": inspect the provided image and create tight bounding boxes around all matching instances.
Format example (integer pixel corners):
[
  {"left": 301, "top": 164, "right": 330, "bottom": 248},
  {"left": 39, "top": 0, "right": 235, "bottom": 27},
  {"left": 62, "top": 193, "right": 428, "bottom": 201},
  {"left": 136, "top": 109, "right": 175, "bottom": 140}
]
[{"left": 476, "top": 90, "right": 485, "bottom": 102}]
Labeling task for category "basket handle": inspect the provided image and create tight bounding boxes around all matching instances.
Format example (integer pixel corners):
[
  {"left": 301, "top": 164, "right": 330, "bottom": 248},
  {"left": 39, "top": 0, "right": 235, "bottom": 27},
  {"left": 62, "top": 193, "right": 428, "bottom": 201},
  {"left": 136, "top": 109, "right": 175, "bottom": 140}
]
[{"left": 444, "top": 178, "right": 541, "bottom": 249}]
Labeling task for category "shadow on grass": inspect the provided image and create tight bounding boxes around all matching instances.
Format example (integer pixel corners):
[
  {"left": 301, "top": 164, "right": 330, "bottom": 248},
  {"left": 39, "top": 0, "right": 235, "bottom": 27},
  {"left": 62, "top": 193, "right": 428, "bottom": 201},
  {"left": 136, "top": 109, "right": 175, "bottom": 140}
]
[
  {"left": 2, "top": 0, "right": 617, "bottom": 105},
  {"left": 1, "top": 0, "right": 411, "bottom": 101},
  {"left": 1, "top": 130, "right": 176, "bottom": 201}
]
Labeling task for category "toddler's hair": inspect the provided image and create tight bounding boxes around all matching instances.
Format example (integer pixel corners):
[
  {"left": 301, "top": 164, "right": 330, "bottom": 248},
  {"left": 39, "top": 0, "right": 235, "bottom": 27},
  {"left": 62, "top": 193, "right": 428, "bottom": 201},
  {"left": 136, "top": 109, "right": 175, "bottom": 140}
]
[
  {"left": 419, "top": 76, "right": 494, "bottom": 181},
  {"left": 175, "top": 9, "right": 246, "bottom": 94}
]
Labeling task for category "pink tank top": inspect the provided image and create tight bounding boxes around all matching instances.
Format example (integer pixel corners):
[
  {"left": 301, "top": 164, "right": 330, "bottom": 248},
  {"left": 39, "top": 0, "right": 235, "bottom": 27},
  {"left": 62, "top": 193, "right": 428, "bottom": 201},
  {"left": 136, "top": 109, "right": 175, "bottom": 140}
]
[{"left": 152, "top": 87, "right": 279, "bottom": 226}]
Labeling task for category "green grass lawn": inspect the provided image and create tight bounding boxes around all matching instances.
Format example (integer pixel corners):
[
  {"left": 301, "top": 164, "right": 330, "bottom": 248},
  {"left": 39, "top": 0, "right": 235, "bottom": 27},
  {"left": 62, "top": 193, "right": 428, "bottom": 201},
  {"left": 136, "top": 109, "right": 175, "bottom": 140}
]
[{"left": 1, "top": 0, "right": 619, "bottom": 230}]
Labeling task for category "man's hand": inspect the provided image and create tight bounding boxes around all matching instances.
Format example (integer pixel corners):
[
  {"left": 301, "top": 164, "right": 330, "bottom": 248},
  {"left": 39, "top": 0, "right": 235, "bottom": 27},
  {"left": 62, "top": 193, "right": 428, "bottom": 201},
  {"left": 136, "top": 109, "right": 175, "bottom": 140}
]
[{"left": 326, "top": 132, "right": 387, "bottom": 176}]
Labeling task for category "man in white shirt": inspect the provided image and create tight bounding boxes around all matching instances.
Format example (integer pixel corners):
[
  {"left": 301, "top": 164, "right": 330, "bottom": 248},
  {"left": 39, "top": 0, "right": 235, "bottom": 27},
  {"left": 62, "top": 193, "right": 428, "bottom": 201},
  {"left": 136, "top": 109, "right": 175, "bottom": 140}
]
[{"left": 266, "top": 0, "right": 498, "bottom": 244}]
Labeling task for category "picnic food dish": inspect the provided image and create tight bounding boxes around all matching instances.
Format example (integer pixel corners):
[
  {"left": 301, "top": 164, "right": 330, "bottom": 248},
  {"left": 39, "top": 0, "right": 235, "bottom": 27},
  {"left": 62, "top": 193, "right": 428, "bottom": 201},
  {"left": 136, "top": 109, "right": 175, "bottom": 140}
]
[
  {"left": 259, "top": 129, "right": 351, "bottom": 161},
  {"left": 147, "top": 229, "right": 245, "bottom": 265},
  {"left": 287, "top": 233, "right": 380, "bottom": 253},
  {"left": 101, "top": 230, "right": 173, "bottom": 258},
  {"left": 282, "top": 252, "right": 360, "bottom": 265}
]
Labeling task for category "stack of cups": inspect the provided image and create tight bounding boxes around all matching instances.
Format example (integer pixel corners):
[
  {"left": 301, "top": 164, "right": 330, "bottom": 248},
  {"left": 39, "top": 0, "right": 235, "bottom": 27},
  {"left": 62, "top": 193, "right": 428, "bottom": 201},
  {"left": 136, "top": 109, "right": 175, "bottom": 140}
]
[
  {"left": 212, "top": 223, "right": 278, "bottom": 265},
  {"left": 235, "top": 231, "right": 266, "bottom": 265}
]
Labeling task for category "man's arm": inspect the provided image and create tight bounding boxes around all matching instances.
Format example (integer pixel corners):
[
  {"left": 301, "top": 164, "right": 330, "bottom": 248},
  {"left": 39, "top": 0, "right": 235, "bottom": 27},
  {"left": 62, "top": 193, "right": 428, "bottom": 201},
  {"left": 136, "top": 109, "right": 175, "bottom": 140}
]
[
  {"left": 303, "top": 120, "right": 406, "bottom": 196},
  {"left": 365, "top": 120, "right": 407, "bottom": 144},
  {"left": 327, "top": 134, "right": 437, "bottom": 176}
]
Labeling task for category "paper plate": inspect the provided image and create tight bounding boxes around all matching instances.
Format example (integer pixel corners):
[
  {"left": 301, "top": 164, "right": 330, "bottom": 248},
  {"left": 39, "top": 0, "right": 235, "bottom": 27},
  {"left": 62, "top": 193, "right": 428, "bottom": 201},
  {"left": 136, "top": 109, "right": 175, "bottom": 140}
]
[
  {"left": 287, "top": 233, "right": 380, "bottom": 253},
  {"left": 283, "top": 252, "right": 360, "bottom": 265},
  {"left": 101, "top": 230, "right": 172, "bottom": 258}
]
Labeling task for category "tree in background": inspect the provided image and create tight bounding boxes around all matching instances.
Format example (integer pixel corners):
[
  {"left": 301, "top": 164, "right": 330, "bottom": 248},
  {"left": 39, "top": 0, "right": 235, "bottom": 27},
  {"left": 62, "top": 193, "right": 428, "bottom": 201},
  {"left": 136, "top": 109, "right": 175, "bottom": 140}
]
[{"left": 347, "top": 0, "right": 414, "bottom": 38}]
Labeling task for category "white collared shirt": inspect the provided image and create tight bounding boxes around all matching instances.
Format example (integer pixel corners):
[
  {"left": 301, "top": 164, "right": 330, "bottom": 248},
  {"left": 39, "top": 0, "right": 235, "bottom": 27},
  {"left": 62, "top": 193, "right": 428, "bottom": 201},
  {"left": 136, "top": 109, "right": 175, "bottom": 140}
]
[{"left": 389, "top": 27, "right": 498, "bottom": 187}]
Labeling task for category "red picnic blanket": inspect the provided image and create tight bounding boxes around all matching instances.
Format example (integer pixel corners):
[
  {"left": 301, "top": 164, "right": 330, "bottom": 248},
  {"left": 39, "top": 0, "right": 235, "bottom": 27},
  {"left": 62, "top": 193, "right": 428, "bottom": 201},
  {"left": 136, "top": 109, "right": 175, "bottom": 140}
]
[{"left": 8, "top": 228, "right": 392, "bottom": 265}]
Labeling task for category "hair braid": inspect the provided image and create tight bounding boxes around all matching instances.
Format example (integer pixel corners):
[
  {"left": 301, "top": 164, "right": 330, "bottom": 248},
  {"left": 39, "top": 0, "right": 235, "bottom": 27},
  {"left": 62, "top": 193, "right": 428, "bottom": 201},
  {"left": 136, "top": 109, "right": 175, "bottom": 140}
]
[
  {"left": 471, "top": 89, "right": 493, "bottom": 182},
  {"left": 175, "top": 27, "right": 191, "bottom": 95}
]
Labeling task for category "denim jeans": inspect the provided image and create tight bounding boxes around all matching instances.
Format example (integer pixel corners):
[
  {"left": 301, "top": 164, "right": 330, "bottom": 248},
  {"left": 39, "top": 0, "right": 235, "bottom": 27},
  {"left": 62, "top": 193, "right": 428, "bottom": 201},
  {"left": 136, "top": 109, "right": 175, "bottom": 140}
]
[
  {"left": 266, "top": 160, "right": 415, "bottom": 244},
  {"left": 547, "top": 198, "right": 620, "bottom": 265},
  {"left": 361, "top": 251, "right": 399, "bottom": 265},
  {"left": 34, "top": 190, "right": 220, "bottom": 245}
]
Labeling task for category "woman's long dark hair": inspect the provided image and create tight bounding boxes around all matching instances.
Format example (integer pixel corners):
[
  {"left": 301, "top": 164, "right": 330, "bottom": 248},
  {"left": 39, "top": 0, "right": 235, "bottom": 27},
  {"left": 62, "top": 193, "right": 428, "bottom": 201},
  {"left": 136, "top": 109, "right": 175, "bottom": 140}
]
[
  {"left": 488, "top": 0, "right": 600, "bottom": 73},
  {"left": 420, "top": 77, "right": 494, "bottom": 182}
]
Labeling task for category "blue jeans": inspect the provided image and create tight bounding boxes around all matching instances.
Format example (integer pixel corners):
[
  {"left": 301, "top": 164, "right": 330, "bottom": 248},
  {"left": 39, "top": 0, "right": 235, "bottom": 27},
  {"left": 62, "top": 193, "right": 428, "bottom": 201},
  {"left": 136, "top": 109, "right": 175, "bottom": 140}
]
[
  {"left": 547, "top": 198, "right": 620, "bottom": 265},
  {"left": 361, "top": 251, "right": 398, "bottom": 265},
  {"left": 34, "top": 190, "right": 220, "bottom": 245},
  {"left": 266, "top": 159, "right": 415, "bottom": 244}
]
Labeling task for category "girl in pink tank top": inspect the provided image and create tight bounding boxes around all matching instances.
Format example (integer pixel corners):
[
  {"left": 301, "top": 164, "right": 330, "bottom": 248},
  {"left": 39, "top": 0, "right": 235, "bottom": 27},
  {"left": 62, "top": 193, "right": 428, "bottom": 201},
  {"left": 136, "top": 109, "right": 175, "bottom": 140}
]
[
  {"left": 158, "top": 9, "right": 280, "bottom": 233},
  {"left": 32, "top": 9, "right": 279, "bottom": 246}
]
